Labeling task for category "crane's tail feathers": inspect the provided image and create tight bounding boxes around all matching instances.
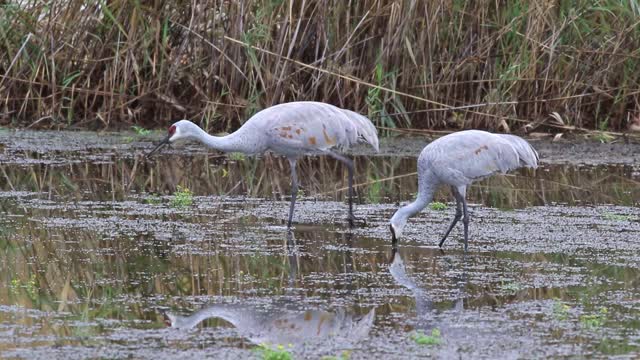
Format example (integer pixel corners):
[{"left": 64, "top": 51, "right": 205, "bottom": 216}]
[
  {"left": 341, "top": 109, "right": 380, "bottom": 152},
  {"left": 499, "top": 134, "right": 539, "bottom": 168}
]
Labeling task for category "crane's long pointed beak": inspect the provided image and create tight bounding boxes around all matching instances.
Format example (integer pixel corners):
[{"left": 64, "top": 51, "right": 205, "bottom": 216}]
[{"left": 146, "top": 135, "right": 171, "bottom": 158}]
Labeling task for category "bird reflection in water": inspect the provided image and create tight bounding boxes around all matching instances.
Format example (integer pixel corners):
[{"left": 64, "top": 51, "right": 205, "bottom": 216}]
[
  {"left": 164, "top": 231, "right": 374, "bottom": 346},
  {"left": 388, "top": 246, "right": 468, "bottom": 333},
  {"left": 164, "top": 304, "right": 374, "bottom": 345}
]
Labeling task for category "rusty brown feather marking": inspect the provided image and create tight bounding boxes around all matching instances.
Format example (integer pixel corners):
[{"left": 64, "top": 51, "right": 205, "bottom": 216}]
[
  {"left": 474, "top": 145, "right": 489, "bottom": 155},
  {"left": 295, "top": 128, "right": 302, "bottom": 135},
  {"left": 304, "top": 311, "right": 312, "bottom": 321},
  {"left": 281, "top": 126, "right": 292, "bottom": 131},
  {"left": 308, "top": 136, "right": 317, "bottom": 145},
  {"left": 322, "top": 128, "right": 336, "bottom": 145}
]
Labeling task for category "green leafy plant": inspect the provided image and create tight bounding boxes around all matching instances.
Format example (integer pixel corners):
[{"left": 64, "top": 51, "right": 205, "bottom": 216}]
[
  {"left": 580, "top": 307, "right": 608, "bottom": 329},
  {"left": 255, "top": 344, "right": 293, "bottom": 360},
  {"left": 171, "top": 185, "right": 193, "bottom": 208},
  {"left": 366, "top": 57, "right": 401, "bottom": 135},
  {"left": 430, "top": 202, "right": 447, "bottom": 211},
  {"left": 132, "top": 125, "right": 152, "bottom": 136},
  {"left": 411, "top": 328, "right": 441, "bottom": 345}
]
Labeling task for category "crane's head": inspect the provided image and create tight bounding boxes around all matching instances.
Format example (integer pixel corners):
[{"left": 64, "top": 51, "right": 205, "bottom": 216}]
[
  {"left": 389, "top": 213, "right": 407, "bottom": 244},
  {"left": 163, "top": 312, "right": 177, "bottom": 328},
  {"left": 147, "top": 120, "right": 199, "bottom": 158}
]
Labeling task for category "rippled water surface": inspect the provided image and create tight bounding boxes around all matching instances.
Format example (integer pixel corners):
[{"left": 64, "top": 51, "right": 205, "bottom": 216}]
[{"left": 1, "top": 130, "right": 639, "bottom": 359}]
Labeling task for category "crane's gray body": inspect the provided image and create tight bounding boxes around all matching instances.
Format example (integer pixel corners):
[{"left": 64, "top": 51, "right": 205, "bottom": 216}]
[
  {"left": 258, "top": 102, "right": 379, "bottom": 157},
  {"left": 418, "top": 130, "right": 538, "bottom": 188},
  {"left": 390, "top": 130, "right": 538, "bottom": 250}
]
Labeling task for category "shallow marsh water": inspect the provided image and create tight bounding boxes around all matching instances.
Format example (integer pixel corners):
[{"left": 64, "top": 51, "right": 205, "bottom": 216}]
[{"left": 0, "top": 130, "right": 639, "bottom": 359}]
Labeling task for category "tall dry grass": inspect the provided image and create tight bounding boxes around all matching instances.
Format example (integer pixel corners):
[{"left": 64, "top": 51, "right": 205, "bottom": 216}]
[{"left": 1, "top": 0, "right": 639, "bottom": 133}]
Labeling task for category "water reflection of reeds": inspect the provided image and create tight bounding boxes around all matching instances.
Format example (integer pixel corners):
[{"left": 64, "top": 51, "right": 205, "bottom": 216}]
[{"left": 0, "top": 155, "right": 638, "bottom": 207}]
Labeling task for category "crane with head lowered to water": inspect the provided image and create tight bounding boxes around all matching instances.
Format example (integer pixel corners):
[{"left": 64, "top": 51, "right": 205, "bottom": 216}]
[
  {"left": 389, "top": 130, "right": 538, "bottom": 251},
  {"left": 148, "top": 101, "right": 379, "bottom": 228}
]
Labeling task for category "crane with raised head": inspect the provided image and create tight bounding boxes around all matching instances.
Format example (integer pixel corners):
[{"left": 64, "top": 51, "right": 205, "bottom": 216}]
[
  {"left": 147, "top": 101, "right": 379, "bottom": 228},
  {"left": 389, "top": 130, "right": 538, "bottom": 251}
]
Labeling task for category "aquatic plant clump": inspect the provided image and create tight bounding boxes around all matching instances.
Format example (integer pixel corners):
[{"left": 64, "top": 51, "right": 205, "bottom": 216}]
[
  {"left": 171, "top": 185, "right": 193, "bottom": 208},
  {"left": 255, "top": 344, "right": 294, "bottom": 360},
  {"left": 411, "top": 328, "right": 442, "bottom": 346},
  {"left": 429, "top": 202, "right": 447, "bottom": 211}
]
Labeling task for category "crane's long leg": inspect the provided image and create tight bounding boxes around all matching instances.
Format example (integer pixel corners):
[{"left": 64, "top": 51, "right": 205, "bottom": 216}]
[
  {"left": 459, "top": 186, "right": 470, "bottom": 252},
  {"left": 287, "top": 158, "right": 299, "bottom": 228},
  {"left": 325, "top": 151, "right": 359, "bottom": 227},
  {"left": 438, "top": 186, "right": 463, "bottom": 248}
]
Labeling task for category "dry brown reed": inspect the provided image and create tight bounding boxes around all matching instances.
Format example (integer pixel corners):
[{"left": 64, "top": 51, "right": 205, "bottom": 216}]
[{"left": 1, "top": 0, "right": 639, "bottom": 133}]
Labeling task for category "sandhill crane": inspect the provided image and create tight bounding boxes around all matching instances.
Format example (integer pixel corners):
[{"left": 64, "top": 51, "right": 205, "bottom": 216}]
[
  {"left": 147, "top": 101, "right": 379, "bottom": 228},
  {"left": 389, "top": 130, "right": 538, "bottom": 251}
]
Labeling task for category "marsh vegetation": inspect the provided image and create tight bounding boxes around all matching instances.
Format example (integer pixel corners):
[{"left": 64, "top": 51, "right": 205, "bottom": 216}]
[{"left": 1, "top": 1, "right": 640, "bottom": 133}]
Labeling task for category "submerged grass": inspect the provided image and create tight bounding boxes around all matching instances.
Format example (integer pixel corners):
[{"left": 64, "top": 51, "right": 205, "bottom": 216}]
[{"left": 1, "top": 1, "right": 639, "bottom": 132}]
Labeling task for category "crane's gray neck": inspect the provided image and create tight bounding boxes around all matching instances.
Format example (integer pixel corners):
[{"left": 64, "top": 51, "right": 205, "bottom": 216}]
[
  {"left": 191, "top": 126, "right": 255, "bottom": 154},
  {"left": 392, "top": 181, "right": 436, "bottom": 224},
  {"left": 171, "top": 304, "right": 263, "bottom": 330}
]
